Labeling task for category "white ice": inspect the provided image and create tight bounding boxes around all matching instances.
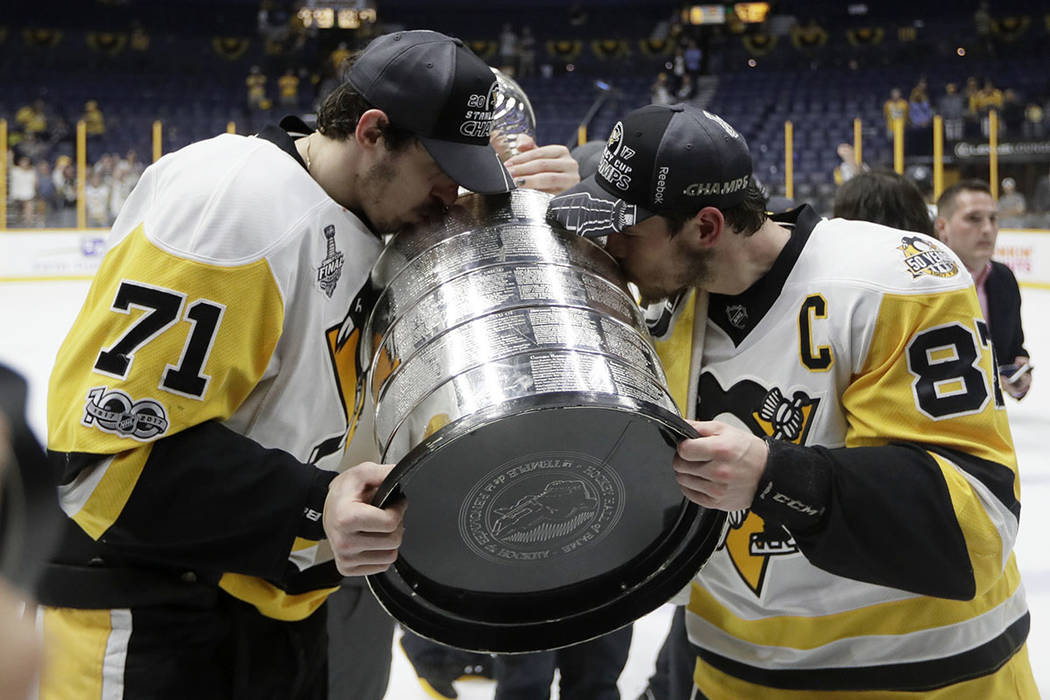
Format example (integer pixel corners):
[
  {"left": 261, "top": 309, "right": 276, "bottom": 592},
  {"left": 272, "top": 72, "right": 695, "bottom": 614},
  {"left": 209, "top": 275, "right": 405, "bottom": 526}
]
[{"left": 1, "top": 280, "right": 1045, "bottom": 698}]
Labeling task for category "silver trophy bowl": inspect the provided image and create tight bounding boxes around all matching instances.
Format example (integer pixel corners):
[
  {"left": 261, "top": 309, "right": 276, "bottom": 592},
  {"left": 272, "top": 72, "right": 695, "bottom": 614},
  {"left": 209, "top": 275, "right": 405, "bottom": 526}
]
[{"left": 362, "top": 188, "right": 726, "bottom": 653}]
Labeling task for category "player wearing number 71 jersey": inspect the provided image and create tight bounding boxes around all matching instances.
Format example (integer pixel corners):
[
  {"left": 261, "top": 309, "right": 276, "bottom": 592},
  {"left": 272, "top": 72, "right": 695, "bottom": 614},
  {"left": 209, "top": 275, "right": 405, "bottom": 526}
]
[
  {"left": 38, "top": 30, "right": 517, "bottom": 699},
  {"left": 547, "top": 103, "right": 1037, "bottom": 697}
]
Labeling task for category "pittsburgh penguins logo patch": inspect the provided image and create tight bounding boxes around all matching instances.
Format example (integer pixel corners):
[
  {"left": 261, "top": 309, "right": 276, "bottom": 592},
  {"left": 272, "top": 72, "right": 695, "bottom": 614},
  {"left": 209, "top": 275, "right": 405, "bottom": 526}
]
[
  {"left": 898, "top": 235, "right": 958, "bottom": 279},
  {"left": 699, "top": 374, "right": 820, "bottom": 596}
]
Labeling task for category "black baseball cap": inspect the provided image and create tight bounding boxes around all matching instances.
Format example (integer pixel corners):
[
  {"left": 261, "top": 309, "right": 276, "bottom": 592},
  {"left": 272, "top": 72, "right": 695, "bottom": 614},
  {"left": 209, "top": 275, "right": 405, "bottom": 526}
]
[
  {"left": 547, "top": 104, "right": 752, "bottom": 238},
  {"left": 348, "top": 30, "right": 513, "bottom": 195}
]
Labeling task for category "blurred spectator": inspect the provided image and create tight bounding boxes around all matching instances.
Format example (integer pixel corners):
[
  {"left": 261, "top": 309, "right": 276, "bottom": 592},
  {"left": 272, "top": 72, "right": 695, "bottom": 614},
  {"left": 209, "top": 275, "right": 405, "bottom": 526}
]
[
  {"left": 124, "top": 149, "right": 144, "bottom": 180},
  {"left": 82, "top": 100, "right": 106, "bottom": 137},
  {"left": 499, "top": 23, "right": 518, "bottom": 75},
  {"left": 329, "top": 42, "right": 351, "bottom": 75},
  {"left": 130, "top": 20, "right": 150, "bottom": 52},
  {"left": 93, "top": 153, "right": 115, "bottom": 182},
  {"left": 938, "top": 83, "right": 966, "bottom": 141},
  {"left": 9, "top": 156, "right": 38, "bottom": 227},
  {"left": 671, "top": 47, "right": 686, "bottom": 90},
  {"left": 971, "top": 79, "right": 1003, "bottom": 137},
  {"left": 684, "top": 39, "right": 702, "bottom": 77},
  {"left": 246, "top": 65, "right": 268, "bottom": 110},
  {"left": 997, "top": 177, "right": 1026, "bottom": 221},
  {"left": 34, "top": 161, "right": 57, "bottom": 227},
  {"left": 15, "top": 98, "right": 49, "bottom": 139},
  {"left": 1033, "top": 164, "right": 1050, "bottom": 214},
  {"left": 13, "top": 133, "right": 48, "bottom": 164},
  {"left": 908, "top": 81, "right": 932, "bottom": 128},
  {"left": 676, "top": 74, "right": 694, "bottom": 101},
  {"left": 1023, "top": 101, "right": 1045, "bottom": 139},
  {"left": 84, "top": 172, "right": 110, "bottom": 227},
  {"left": 651, "top": 73, "right": 673, "bottom": 105},
  {"left": 832, "top": 170, "right": 934, "bottom": 236},
  {"left": 109, "top": 160, "right": 138, "bottom": 222},
  {"left": 518, "top": 26, "right": 536, "bottom": 78},
  {"left": 278, "top": 68, "right": 300, "bottom": 108},
  {"left": 832, "top": 143, "right": 867, "bottom": 185},
  {"left": 883, "top": 88, "right": 908, "bottom": 137},
  {"left": 53, "top": 158, "right": 78, "bottom": 227},
  {"left": 1000, "top": 89, "right": 1024, "bottom": 136}
]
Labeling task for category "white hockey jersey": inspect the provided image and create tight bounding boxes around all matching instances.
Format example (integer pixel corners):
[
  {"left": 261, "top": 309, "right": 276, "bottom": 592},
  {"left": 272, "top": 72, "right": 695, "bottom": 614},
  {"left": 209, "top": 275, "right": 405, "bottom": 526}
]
[
  {"left": 651, "top": 206, "right": 1036, "bottom": 697},
  {"left": 44, "top": 124, "right": 384, "bottom": 620}
]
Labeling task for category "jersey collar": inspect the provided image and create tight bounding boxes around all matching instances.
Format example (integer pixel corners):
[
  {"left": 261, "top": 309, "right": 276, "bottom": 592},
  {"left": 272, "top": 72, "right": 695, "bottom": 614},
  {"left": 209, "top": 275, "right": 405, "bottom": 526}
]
[{"left": 708, "top": 204, "right": 821, "bottom": 346}]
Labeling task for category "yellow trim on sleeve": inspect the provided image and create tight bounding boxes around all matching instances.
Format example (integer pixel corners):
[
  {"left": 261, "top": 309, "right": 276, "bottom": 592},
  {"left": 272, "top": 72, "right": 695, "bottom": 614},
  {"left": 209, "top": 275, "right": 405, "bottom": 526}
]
[
  {"left": 71, "top": 446, "right": 153, "bottom": 539},
  {"left": 218, "top": 573, "right": 338, "bottom": 621},
  {"left": 687, "top": 556, "right": 1021, "bottom": 651},
  {"left": 932, "top": 451, "right": 1007, "bottom": 595}
]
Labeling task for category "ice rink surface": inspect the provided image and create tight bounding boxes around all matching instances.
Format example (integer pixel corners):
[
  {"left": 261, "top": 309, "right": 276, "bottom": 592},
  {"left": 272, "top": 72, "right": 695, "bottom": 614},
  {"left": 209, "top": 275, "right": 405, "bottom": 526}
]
[{"left": 2, "top": 280, "right": 1046, "bottom": 699}]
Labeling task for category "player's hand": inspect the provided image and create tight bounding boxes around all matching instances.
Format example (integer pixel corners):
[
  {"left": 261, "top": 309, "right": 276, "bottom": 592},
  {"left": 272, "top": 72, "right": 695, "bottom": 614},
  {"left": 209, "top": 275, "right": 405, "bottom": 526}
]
[
  {"left": 323, "top": 462, "right": 405, "bottom": 576},
  {"left": 999, "top": 355, "right": 1032, "bottom": 400},
  {"left": 503, "top": 134, "right": 580, "bottom": 194},
  {"left": 674, "top": 420, "right": 769, "bottom": 512}
]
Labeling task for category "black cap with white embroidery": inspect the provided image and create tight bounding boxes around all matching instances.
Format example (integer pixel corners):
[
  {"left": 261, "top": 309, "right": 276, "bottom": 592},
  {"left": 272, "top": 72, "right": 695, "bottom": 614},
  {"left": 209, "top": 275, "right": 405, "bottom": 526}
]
[
  {"left": 347, "top": 30, "right": 513, "bottom": 194},
  {"left": 547, "top": 104, "right": 752, "bottom": 238}
]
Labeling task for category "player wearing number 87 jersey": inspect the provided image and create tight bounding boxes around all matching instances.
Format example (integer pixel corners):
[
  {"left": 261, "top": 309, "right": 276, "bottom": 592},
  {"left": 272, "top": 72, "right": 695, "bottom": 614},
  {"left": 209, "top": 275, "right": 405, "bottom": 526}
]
[{"left": 547, "top": 103, "right": 1037, "bottom": 697}]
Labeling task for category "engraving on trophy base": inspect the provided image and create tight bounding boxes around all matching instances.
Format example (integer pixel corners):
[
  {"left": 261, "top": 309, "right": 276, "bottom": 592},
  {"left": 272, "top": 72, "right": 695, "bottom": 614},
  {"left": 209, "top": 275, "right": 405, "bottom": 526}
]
[{"left": 459, "top": 452, "right": 625, "bottom": 564}]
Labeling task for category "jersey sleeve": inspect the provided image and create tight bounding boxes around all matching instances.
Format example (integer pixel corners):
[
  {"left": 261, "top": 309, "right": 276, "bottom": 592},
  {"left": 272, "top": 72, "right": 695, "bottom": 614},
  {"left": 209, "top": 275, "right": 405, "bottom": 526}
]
[
  {"left": 751, "top": 284, "right": 1020, "bottom": 601},
  {"left": 46, "top": 223, "right": 332, "bottom": 582}
]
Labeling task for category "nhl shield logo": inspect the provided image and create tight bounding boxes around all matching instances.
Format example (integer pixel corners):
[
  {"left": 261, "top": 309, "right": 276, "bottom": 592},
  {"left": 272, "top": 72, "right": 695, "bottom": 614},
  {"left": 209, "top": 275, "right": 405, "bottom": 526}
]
[
  {"left": 317, "top": 225, "right": 344, "bottom": 298},
  {"left": 726, "top": 304, "right": 748, "bottom": 329}
]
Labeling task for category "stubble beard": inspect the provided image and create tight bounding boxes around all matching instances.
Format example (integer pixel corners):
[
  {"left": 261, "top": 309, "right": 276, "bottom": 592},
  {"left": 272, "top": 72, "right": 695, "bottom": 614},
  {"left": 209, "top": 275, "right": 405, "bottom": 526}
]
[{"left": 636, "top": 247, "right": 713, "bottom": 306}]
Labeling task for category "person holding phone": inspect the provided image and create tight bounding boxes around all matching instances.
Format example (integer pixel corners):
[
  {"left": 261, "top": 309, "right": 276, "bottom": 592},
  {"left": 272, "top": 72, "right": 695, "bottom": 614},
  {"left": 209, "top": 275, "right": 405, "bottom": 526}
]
[{"left": 935, "top": 180, "right": 1033, "bottom": 399}]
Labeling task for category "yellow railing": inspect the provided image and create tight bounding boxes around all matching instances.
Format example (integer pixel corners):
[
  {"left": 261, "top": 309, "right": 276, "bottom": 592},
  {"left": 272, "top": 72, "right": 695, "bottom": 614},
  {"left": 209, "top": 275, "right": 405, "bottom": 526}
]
[
  {"left": 0, "top": 113, "right": 1030, "bottom": 230},
  {"left": 0, "top": 120, "right": 7, "bottom": 231},
  {"left": 780, "top": 109, "right": 1008, "bottom": 202}
]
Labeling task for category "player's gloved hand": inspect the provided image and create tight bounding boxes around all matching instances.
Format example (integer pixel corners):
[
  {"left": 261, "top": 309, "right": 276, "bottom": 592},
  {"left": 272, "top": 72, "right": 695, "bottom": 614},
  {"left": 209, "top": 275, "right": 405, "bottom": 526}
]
[
  {"left": 503, "top": 134, "right": 580, "bottom": 194},
  {"left": 323, "top": 462, "right": 405, "bottom": 576},
  {"left": 674, "top": 420, "right": 769, "bottom": 512}
]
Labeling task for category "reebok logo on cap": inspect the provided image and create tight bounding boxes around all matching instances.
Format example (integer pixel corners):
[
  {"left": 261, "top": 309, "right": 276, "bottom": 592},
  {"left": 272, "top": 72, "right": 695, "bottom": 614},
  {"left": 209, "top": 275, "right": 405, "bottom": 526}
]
[{"left": 547, "top": 104, "right": 752, "bottom": 238}]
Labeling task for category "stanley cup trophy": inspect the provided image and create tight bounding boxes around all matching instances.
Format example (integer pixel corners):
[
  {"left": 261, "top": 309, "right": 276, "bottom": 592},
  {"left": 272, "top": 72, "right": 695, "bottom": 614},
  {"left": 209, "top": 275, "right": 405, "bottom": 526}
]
[{"left": 360, "top": 85, "right": 726, "bottom": 654}]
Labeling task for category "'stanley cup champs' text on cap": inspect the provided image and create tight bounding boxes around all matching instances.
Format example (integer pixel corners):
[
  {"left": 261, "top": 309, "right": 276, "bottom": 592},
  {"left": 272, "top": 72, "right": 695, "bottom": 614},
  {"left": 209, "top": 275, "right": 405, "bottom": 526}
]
[
  {"left": 347, "top": 30, "right": 514, "bottom": 195},
  {"left": 547, "top": 104, "right": 752, "bottom": 238}
]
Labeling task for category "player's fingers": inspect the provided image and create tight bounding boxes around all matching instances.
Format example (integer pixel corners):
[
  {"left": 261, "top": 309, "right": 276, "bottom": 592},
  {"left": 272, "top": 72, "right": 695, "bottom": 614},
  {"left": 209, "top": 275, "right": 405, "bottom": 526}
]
[
  {"left": 513, "top": 172, "right": 580, "bottom": 194},
  {"left": 506, "top": 156, "right": 577, "bottom": 178},
  {"left": 335, "top": 548, "right": 400, "bottom": 576},
  {"left": 502, "top": 134, "right": 538, "bottom": 161}
]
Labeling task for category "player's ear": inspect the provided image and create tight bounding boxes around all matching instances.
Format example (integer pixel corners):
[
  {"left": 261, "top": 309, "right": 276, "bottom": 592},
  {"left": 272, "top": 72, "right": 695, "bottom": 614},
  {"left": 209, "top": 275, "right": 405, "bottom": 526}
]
[
  {"left": 689, "top": 207, "right": 724, "bottom": 249},
  {"left": 933, "top": 216, "right": 948, "bottom": 242},
  {"left": 355, "top": 109, "right": 388, "bottom": 149}
]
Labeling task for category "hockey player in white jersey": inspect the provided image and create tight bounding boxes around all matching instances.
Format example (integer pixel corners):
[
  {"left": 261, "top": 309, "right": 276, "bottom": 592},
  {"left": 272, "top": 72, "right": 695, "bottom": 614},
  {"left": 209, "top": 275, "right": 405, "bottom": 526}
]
[
  {"left": 548, "top": 103, "right": 1038, "bottom": 698},
  {"left": 41, "top": 31, "right": 513, "bottom": 699}
]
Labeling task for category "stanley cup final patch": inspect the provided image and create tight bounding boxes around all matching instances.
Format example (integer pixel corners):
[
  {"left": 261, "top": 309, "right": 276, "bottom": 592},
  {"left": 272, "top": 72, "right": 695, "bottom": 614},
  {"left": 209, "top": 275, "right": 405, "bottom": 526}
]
[{"left": 317, "top": 225, "right": 345, "bottom": 297}]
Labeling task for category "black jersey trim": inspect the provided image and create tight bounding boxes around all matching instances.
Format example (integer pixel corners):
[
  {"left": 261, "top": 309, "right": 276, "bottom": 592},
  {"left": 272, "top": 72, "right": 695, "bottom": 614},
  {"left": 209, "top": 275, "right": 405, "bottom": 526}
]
[
  {"left": 922, "top": 443, "right": 1020, "bottom": 520},
  {"left": 708, "top": 205, "right": 821, "bottom": 346}
]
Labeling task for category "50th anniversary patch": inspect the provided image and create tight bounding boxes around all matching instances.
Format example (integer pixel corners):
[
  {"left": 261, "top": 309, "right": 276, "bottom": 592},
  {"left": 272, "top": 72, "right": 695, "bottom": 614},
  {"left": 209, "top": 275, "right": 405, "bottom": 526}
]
[{"left": 459, "top": 452, "right": 625, "bottom": 564}]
